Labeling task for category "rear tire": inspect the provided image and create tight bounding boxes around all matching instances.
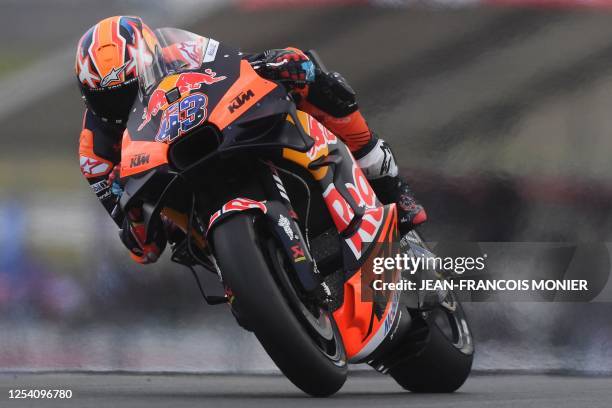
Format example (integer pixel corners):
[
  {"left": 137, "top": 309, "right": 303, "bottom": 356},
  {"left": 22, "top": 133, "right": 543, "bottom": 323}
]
[
  {"left": 388, "top": 292, "right": 474, "bottom": 393},
  {"left": 212, "top": 213, "right": 347, "bottom": 397}
]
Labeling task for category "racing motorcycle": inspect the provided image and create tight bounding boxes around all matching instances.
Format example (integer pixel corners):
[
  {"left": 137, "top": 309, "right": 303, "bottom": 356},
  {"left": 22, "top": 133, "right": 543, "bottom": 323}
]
[{"left": 119, "top": 28, "right": 474, "bottom": 396}]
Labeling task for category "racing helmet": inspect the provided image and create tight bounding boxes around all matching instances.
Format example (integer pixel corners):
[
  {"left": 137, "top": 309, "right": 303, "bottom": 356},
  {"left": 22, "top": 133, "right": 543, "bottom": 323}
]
[{"left": 75, "top": 16, "right": 157, "bottom": 124}]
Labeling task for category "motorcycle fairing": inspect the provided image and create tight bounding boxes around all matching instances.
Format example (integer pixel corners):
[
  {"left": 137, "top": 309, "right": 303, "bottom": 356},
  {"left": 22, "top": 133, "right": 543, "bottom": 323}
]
[
  {"left": 121, "top": 40, "right": 279, "bottom": 178},
  {"left": 281, "top": 110, "right": 390, "bottom": 270},
  {"left": 207, "top": 59, "right": 278, "bottom": 131},
  {"left": 333, "top": 204, "right": 402, "bottom": 362},
  {"left": 120, "top": 129, "right": 169, "bottom": 178},
  {"left": 120, "top": 89, "right": 314, "bottom": 240},
  {"left": 281, "top": 110, "right": 402, "bottom": 360}
]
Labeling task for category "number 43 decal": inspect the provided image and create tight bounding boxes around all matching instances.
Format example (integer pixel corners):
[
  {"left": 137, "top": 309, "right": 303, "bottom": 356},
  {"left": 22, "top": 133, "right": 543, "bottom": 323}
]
[{"left": 156, "top": 92, "right": 208, "bottom": 143}]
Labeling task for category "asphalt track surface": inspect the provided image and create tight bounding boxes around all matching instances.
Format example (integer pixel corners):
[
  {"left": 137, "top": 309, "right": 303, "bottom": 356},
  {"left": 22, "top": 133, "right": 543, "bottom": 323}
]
[{"left": 0, "top": 372, "right": 610, "bottom": 408}]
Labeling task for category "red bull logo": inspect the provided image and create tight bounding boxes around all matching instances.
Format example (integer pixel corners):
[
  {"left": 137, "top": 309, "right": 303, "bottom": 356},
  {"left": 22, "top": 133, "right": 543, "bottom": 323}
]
[
  {"left": 138, "top": 68, "right": 226, "bottom": 131},
  {"left": 175, "top": 68, "right": 226, "bottom": 94},
  {"left": 138, "top": 88, "right": 167, "bottom": 131},
  {"left": 307, "top": 115, "right": 337, "bottom": 160}
]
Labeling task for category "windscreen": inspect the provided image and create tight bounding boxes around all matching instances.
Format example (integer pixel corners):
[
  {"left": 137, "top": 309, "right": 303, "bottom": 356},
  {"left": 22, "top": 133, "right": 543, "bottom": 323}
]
[{"left": 137, "top": 28, "right": 213, "bottom": 95}]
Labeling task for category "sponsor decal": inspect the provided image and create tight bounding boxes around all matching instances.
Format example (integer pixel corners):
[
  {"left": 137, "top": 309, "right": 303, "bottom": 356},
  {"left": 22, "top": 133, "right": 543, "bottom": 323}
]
[
  {"left": 278, "top": 214, "right": 297, "bottom": 240},
  {"left": 208, "top": 198, "right": 268, "bottom": 231},
  {"left": 228, "top": 89, "right": 254, "bottom": 113},
  {"left": 100, "top": 62, "right": 128, "bottom": 87},
  {"left": 357, "top": 139, "right": 398, "bottom": 179},
  {"left": 139, "top": 69, "right": 226, "bottom": 131},
  {"left": 91, "top": 179, "right": 112, "bottom": 200},
  {"left": 323, "top": 162, "right": 383, "bottom": 259},
  {"left": 203, "top": 39, "right": 220, "bottom": 63},
  {"left": 175, "top": 69, "right": 225, "bottom": 96},
  {"left": 307, "top": 115, "right": 337, "bottom": 160},
  {"left": 344, "top": 163, "right": 384, "bottom": 258},
  {"left": 80, "top": 156, "right": 110, "bottom": 176},
  {"left": 383, "top": 290, "right": 400, "bottom": 336},
  {"left": 345, "top": 206, "right": 384, "bottom": 259},
  {"left": 99, "top": 190, "right": 112, "bottom": 200},
  {"left": 291, "top": 244, "right": 306, "bottom": 262},
  {"left": 222, "top": 198, "right": 267, "bottom": 213},
  {"left": 379, "top": 141, "right": 392, "bottom": 177},
  {"left": 346, "top": 162, "right": 377, "bottom": 209},
  {"left": 156, "top": 93, "right": 208, "bottom": 143},
  {"left": 322, "top": 184, "right": 355, "bottom": 231},
  {"left": 90, "top": 179, "right": 109, "bottom": 194},
  {"left": 272, "top": 173, "right": 290, "bottom": 201},
  {"left": 321, "top": 281, "right": 331, "bottom": 296},
  {"left": 130, "top": 153, "right": 150, "bottom": 168}
]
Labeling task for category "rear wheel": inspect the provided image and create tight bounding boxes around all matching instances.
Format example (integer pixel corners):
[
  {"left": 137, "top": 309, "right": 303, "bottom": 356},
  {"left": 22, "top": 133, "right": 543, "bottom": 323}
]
[
  {"left": 212, "top": 213, "right": 347, "bottom": 397},
  {"left": 388, "top": 290, "right": 474, "bottom": 392}
]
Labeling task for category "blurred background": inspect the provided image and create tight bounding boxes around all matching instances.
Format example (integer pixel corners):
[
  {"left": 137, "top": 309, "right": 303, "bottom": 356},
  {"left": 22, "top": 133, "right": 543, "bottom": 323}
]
[{"left": 1, "top": 0, "right": 612, "bottom": 373}]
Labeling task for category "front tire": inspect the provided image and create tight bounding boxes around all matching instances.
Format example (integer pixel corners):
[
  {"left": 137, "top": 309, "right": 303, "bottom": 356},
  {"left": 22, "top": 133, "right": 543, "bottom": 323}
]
[{"left": 212, "top": 213, "right": 347, "bottom": 397}]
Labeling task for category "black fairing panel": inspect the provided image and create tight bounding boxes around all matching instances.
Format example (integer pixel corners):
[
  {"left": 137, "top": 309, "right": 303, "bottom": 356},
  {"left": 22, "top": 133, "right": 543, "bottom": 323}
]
[{"left": 218, "top": 89, "right": 313, "bottom": 154}]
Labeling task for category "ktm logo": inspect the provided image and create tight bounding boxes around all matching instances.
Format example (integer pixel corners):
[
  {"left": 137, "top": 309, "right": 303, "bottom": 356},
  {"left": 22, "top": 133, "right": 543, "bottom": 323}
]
[
  {"left": 130, "top": 153, "right": 150, "bottom": 168},
  {"left": 228, "top": 89, "right": 254, "bottom": 113}
]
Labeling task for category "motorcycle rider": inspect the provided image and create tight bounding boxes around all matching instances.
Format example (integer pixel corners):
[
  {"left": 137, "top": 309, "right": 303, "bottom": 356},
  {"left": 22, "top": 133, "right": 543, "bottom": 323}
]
[{"left": 76, "top": 16, "right": 426, "bottom": 264}]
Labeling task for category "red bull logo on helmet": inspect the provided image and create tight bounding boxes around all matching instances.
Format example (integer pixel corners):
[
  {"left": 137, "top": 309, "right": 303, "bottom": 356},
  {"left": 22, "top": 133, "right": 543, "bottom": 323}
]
[{"left": 138, "top": 68, "right": 226, "bottom": 131}]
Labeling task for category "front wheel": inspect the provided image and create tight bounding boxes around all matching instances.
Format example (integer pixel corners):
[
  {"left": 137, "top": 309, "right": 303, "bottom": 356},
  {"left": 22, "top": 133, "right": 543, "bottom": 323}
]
[{"left": 212, "top": 213, "right": 347, "bottom": 397}]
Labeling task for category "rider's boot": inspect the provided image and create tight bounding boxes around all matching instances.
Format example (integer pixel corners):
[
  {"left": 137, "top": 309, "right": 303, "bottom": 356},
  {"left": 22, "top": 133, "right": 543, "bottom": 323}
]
[{"left": 354, "top": 134, "right": 427, "bottom": 236}]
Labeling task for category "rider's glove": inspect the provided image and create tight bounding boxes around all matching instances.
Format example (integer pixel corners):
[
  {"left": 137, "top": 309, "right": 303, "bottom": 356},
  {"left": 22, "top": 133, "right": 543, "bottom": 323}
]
[
  {"left": 119, "top": 209, "right": 167, "bottom": 264},
  {"left": 107, "top": 165, "right": 124, "bottom": 198},
  {"left": 260, "top": 48, "right": 315, "bottom": 88}
]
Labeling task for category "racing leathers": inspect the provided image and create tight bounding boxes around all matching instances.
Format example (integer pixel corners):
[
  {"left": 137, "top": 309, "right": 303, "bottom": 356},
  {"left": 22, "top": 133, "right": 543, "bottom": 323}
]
[{"left": 78, "top": 46, "right": 426, "bottom": 264}]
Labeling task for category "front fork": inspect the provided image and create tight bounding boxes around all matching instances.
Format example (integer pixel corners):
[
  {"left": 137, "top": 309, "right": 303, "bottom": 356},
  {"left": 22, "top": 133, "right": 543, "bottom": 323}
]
[{"left": 262, "top": 176, "right": 322, "bottom": 293}]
